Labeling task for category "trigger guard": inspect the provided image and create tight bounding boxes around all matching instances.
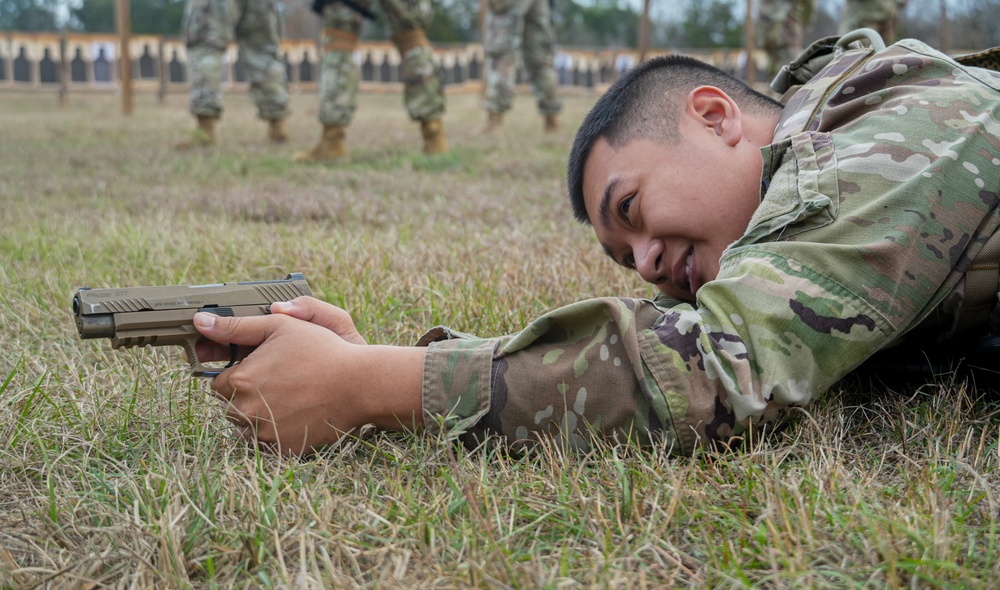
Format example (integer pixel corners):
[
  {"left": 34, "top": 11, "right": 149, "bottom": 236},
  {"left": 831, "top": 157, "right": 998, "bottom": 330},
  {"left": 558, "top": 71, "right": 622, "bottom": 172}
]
[{"left": 193, "top": 344, "right": 240, "bottom": 379}]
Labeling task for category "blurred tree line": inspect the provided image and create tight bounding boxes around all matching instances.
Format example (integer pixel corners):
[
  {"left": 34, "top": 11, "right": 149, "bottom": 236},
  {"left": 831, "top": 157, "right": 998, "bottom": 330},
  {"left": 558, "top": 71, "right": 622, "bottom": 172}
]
[{"left": 1, "top": 0, "right": 998, "bottom": 50}]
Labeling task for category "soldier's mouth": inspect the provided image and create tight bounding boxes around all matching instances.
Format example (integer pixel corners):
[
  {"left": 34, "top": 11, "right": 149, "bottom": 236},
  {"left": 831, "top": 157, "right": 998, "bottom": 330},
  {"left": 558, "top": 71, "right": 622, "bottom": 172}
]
[{"left": 673, "top": 247, "right": 694, "bottom": 294}]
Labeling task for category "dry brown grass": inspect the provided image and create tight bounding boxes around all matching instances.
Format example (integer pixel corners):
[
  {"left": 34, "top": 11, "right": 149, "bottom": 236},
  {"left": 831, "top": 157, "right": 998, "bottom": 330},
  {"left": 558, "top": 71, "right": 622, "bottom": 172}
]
[{"left": 1, "top": 89, "right": 999, "bottom": 589}]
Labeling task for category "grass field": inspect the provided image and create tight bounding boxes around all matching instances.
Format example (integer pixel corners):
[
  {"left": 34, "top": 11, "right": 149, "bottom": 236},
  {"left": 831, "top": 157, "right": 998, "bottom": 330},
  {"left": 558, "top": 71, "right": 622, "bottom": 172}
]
[{"left": 2, "top": 88, "right": 1000, "bottom": 589}]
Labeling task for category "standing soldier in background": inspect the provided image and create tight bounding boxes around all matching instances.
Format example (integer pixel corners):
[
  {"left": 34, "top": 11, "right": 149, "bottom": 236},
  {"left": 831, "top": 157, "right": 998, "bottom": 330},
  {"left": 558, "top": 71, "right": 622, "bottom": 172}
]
[
  {"left": 177, "top": 0, "right": 291, "bottom": 148},
  {"left": 293, "top": 0, "right": 447, "bottom": 162},
  {"left": 757, "top": 0, "right": 815, "bottom": 80},
  {"left": 482, "top": 0, "right": 562, "bottom": 133},
  {"left": 841, "top": 0, "right": 908, "bottom": 43}
]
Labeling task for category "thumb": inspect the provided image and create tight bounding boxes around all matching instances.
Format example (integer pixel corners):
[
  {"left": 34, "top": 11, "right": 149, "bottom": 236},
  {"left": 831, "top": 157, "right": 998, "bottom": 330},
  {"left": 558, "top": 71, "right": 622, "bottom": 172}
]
[
  {"left": 270, "top": 296, "right": 367, "bottom": 344},
  {"left": 193, "top": 312, "right": 279, "bottom": 347}
]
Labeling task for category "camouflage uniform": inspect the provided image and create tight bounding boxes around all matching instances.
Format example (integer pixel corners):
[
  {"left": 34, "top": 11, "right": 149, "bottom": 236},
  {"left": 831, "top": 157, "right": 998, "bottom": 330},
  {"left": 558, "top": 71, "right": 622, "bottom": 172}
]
[
  {"left": 315, "top": 0, "right": 444, "bottom": 126},
  {"left": 841, "top": 0, "right": 905, "bottom": 43},
  {"left": 416, "top": 39, "right": 1000, "bottom": 454},
  {"left": 483, "top": 0, "right": 561, "bottom": 117},
  {"left": 757, "top": 0, "right": 814, "bottom": 78},
  {"left": 183, "top": 0, "right": 290, "bottom": 121}
]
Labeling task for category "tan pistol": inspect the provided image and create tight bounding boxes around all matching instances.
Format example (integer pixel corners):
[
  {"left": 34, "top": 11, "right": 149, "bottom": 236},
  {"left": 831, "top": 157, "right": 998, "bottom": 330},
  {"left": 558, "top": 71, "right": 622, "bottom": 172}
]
[{"left": 72, "top": 273, "right": 313, "bottom": 377}]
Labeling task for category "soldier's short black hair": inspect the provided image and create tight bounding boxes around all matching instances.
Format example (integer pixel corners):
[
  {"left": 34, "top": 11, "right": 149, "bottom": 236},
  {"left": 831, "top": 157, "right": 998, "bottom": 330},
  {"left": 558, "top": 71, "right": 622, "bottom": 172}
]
[{"left": 566, "top": 55, "right": 783, "bottom": 224}]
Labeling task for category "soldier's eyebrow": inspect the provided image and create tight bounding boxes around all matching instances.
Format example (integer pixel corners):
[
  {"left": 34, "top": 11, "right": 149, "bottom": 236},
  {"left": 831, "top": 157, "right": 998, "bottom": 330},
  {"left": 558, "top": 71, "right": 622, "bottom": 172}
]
[{"left": 597, "top": 177, "right": 623, "bottom": 231}]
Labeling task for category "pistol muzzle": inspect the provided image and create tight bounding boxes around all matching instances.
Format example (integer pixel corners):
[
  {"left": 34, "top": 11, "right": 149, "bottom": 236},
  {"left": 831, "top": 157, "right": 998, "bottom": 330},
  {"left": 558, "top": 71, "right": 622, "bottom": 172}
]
[{"left": 76, "top": 312, "right": 115, "bottom": 339}]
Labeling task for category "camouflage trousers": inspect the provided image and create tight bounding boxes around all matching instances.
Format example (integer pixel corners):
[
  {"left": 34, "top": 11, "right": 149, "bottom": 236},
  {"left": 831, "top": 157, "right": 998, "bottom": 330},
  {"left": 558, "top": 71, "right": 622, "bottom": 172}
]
[
  {"left": 317, "top": 0, "right": 444, "bottom": 126},
  {"left": 840, "top": 0, "right": 898, "bottom": 41},
  {"left": 483, "top": 0, "right": 561, "bottom": 116},
  {"left": 183, "top": 0, "right": 290, "bottom": 121},
  {"left": 757, "top": 0, "right": 813, "bottom": 78}
]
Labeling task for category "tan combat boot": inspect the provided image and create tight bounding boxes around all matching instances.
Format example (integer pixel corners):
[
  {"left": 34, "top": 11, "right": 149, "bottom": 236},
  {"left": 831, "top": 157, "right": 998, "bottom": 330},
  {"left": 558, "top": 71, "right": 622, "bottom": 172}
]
[
  {"left": 484, "top": 111, "right": 503, "bottom": 133},
  {"left": 268, "top": 119, "right": 289, "bottom": 144},
  {"left": 544, "top": 114, "right": 559, "bottom": 133},
  {"left": 421, "top": 118, "right": 448, "bottom": 155},
  {"left": 292, "top": 124, "right": 348, "bottom": 163},
  {"left": 176, "top": 115, "right": 217, "bottom": 150}
]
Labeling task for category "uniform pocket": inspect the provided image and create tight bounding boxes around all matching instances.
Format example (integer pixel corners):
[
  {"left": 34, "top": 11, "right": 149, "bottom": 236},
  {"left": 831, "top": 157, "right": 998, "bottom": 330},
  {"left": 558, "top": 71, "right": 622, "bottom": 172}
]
[
  {"left": 733, "top": 131, "right": 840, "bottom": 248},
  {"left": 238, "top": 0, "right": 283, "bottom": 43},
  {"left": 484, "top": 10, "right": 520, "bottom": 54},
  {"left": 184, "top": 0, "right": 232, "bottom": 49}
]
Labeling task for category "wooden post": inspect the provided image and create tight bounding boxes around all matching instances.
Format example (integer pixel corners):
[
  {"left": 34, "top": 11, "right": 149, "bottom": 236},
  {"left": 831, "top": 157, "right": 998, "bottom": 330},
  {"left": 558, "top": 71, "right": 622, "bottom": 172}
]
[
  {"left": 59, "top": 32, "right": 69, "bottom": 109},
  {"left": 480, "top": 0, "right": 487, "bottom": 96},
  {"left": 939, "top": 0, "right": 950, "bottom": 54},
  {"left": 3, "top": 32, "right": 11, "bottom": 88},
  {"left": 744, "top": 0, "right": 755, "bottom": 85},
  {"left": 479, "top": 0, "right": 487, "bottom": 34},
  {"left": 638, "top": 0, "right": 650, "bottom": 63},
  {"left": 116, "top": 0, "right": 133, "bottom": 115},
  {"left": 158, "top": 37, "right": 168, "bottom": 105},
  {"left": 32, "top": 43, "right": 40, "bottom": 87},
  {"left": 289, "top": 50, "right": 300, "bottom": 85}
]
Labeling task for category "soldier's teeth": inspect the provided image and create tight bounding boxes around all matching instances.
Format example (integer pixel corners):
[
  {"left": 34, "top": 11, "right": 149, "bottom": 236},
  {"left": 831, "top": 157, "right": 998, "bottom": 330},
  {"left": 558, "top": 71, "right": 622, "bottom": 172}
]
[{"left": 685, "top": 253, "right": 692, "bottom": 279}]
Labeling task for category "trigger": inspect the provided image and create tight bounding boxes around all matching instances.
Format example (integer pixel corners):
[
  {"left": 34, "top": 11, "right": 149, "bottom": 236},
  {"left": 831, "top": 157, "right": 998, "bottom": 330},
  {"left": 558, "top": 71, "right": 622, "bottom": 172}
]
[{"left": 226, "top": 344, "right": 239, "bottom": 368}]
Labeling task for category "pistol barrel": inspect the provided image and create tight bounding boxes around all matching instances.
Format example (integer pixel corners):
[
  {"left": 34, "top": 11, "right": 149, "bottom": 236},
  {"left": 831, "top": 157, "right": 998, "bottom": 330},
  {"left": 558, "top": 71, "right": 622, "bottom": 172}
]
[{"left": 76, "top": 311, "right": 115, "bottom": 339}]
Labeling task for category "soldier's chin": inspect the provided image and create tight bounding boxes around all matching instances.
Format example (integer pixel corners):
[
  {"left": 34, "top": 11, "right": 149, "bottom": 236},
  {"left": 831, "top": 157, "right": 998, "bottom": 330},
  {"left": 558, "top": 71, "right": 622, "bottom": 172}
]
[{"left": 658, "top": 283, "right": 696, "bottom": 302}]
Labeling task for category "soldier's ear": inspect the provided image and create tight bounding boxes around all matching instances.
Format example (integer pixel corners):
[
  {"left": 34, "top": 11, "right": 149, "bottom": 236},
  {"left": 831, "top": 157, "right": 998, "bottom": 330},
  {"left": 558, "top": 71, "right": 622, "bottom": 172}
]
[{"left": 686, "top": 86, "right": 743, "bottom": 147}]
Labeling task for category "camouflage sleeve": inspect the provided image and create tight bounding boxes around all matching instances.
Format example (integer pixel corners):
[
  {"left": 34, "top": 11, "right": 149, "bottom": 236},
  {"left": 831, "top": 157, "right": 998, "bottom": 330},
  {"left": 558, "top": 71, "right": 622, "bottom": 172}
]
[
  {"left": 419, "top": 40, "right": 1000, "bottom": 455},
  {"left": 418, "top": 297, "right": 693, "bottom": 451},
  {"left": 417, "top": 253, "right": 899, "bottom": 456}
]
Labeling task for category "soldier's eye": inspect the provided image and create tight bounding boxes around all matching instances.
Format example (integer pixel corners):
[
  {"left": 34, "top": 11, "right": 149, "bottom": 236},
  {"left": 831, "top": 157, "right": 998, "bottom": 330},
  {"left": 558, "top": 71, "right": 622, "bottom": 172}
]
[
  {"left": 623, "top": 253, "right": 635, "bottom": 269},
  {"left": 618, "top": 196, "right": 633, "bottom": 221}
]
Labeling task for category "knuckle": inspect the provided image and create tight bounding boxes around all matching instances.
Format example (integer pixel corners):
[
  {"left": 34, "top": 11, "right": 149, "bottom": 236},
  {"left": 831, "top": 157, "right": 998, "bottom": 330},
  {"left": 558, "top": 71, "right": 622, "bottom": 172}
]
[{"left": 227, "top": 372, "right": 255, "bottom": 400}]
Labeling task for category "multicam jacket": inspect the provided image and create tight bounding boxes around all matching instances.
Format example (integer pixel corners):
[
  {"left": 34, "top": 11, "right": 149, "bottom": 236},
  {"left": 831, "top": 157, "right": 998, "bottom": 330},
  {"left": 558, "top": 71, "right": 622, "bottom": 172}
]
[{"left": 417, "top": 39, "right": 1000, "bottom": 454}]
